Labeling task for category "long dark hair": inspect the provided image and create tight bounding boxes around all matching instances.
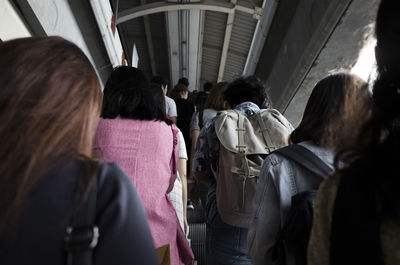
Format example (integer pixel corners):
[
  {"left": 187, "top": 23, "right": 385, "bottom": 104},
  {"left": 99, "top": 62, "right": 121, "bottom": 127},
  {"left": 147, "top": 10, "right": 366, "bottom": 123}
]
[
  {"left": 290, "top": 73, "right": 371, "bottom": 149},
  {"left": 101, "top": 66, "right": 171, "bottom": 125},
  {"left": 0, "top": 37, "right": 102, "bottom": 240},
  {"left": 330, "top": 1, "right": 400, "bottom": 263},
  {"left": 335, "top": 0, "right": 400, "bottom": 219}
]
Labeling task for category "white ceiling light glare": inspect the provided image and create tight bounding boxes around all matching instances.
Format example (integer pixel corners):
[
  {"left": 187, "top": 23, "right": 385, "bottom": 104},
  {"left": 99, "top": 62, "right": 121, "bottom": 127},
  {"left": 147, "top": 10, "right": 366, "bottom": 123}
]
[
  {"left": 351, "top": 24, "right": 377, "bottom": 87},
  {"left": 132, "top": 43, "right": 139, "bottom": 68}
]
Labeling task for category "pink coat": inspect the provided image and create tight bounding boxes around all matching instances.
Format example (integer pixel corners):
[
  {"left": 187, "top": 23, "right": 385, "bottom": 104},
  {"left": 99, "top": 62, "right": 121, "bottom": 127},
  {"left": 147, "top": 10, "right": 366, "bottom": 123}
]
[{"left": 94, "top": 117, "right": 194, "bottom": 265}]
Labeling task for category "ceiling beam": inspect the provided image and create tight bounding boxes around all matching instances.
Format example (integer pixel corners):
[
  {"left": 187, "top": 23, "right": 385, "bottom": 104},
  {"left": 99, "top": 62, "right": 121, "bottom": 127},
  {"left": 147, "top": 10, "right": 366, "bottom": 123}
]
[
  {"left": 243, "top": 0, "right": 278, "bottom": 75},
  {"left": 217, "top": 0, "right": 236, "bottom": 82},
  {"left": 117, "top": 0, "right": 260, "bottom": 25}
]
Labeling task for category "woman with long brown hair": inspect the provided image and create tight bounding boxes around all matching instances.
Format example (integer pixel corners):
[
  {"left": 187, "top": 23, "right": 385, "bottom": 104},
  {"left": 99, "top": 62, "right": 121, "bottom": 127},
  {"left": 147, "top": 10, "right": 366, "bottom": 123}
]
[
  {"left": 188, "top": 82, "right": 228, "bottom": 206},
  {"left": 247, "top": 72, "right": 372, "bottom": 265},
  {"left": 0, "top": 37, "right": 158, "bottom": 265},
  {"left": 308, "top": 1, "right": 400, "bottom": 264}
]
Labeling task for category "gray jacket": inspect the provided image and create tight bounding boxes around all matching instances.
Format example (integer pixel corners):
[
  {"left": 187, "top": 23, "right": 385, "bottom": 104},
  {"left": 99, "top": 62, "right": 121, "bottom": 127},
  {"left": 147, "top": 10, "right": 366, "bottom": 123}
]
[{"left": 247, "top": 141, "right": 334, "bottom": 265}]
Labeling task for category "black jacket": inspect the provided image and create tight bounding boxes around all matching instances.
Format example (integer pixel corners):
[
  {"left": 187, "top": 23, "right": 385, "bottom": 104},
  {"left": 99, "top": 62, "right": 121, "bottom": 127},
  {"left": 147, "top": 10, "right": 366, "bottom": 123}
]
[{"left": 0, "top": 160, "right": 159, "bottom": 265}]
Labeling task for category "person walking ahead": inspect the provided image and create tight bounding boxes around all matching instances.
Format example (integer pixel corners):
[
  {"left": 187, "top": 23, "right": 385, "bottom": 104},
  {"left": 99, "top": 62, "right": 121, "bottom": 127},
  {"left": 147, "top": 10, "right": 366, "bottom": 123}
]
[{"left": 193, "top": 76, "right": 292, "bottom": 265}]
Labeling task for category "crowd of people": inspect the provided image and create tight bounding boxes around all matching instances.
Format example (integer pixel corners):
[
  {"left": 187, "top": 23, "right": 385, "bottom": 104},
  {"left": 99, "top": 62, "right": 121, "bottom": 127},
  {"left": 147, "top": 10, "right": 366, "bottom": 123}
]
[{"left": 0, "top": 0, "right": 399, "bottom": 264}]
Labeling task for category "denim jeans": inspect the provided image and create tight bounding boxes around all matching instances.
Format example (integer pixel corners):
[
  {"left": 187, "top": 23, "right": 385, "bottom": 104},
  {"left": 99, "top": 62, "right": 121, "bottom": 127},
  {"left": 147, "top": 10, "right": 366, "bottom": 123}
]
[
  {"left": 207, "top": 211, "right": 253, "bottom": 265},
  {"left": 197, "top": 181, "right": 209, "bottom": 210}
]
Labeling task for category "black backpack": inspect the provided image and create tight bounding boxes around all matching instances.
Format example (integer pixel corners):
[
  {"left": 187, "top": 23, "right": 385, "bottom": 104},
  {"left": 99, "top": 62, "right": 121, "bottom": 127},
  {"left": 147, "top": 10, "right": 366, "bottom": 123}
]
[{"left": 273, "top": 144, "right": 333, "bottom": 265}]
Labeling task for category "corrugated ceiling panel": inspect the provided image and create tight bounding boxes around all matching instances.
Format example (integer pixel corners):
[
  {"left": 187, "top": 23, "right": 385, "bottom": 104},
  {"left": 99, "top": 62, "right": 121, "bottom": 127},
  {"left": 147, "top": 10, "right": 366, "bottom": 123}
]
[
  {"left": 224, "top": 12, "right": 257, "bottom": 80},
  {"left": 223, "top": 53, "right": 247, "bottom": 81},
  {"left": 200, "top": 11, "right": 227, "bottom": 83},
  {"left": 201, "top": 46, "right": 222, "bottom": 82},
  {"left": 237, "top": 0, "right": 263, "bottom": 8}
]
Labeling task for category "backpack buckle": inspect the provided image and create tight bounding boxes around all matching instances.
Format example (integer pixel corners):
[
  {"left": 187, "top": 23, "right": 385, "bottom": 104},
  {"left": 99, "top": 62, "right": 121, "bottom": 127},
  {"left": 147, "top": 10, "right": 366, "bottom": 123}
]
[{"left": 64, "top": 225, "right": 99, "bottom": 252}]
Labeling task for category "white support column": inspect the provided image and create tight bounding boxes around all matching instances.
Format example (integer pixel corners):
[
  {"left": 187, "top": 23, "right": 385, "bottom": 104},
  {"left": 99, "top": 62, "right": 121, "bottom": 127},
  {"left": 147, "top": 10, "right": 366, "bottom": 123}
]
[
  {"left": 181, "top": 9, "right": 188, "bottom": 79},
  {"left": 187, "top": 9, "right": 202, "bottom": 91},
  {"left": 166, "top": 10, "right": 180, "bottom": 87}
]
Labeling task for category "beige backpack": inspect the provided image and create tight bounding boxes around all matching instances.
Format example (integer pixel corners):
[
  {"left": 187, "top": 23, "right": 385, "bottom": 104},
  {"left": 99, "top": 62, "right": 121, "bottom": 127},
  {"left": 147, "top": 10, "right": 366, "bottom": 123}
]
[{"left": 215, "top": 108, "right": 292, "bottom": 228}]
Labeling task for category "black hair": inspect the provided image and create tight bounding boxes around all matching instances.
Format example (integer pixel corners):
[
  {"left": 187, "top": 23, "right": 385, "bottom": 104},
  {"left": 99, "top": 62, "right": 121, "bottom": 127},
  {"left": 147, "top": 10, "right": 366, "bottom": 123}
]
[
  {"left": 223, "top": 75, "right": 271, "bottom": 109},
  {"left": 178, "top": 77, "right": 189, "bottom": 87},
  {"left": 375, "top": 0, "right": 400, "bottom": 74},
  {"left": 149, "top": 83, "right": 173, "bottom": 125},
  {"left": 195, "top": 91, "right": 208, "bottom": 109},
  {"left": 334, "top": 0, "right": 400, "bottom": 218},
  {"left": 101, "top": 66, "right": 171, "bottom": 125},
  {"left": 203, "top": 82, "right": 213, "bottom": 92},
  {"left": 151, "top": 76, "right": 168, "bottom": 87},
  {"left": 173, "top": 83, "right": 189, "bottom": 95},
  {"left": 330, "top": 2, "right": 400, "bottom": 263}
]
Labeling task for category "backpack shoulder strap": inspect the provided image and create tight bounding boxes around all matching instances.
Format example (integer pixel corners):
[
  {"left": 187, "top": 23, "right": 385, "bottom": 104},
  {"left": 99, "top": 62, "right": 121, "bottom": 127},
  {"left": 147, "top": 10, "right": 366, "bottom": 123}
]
[
  {"left": 255, "top": 111, "right": 276, "bottom": 153},
  {"left": 236, "top": 110, "right": 250, "bottom": 176},
  {"left": 64, "top": 167, "right": 99, "bottom": 265},
  {"left": 199, "top": 108, "right": 204, "bottom": 129},
  {"left": 274, "top": 144, "right": 332, "bottom": 178}
]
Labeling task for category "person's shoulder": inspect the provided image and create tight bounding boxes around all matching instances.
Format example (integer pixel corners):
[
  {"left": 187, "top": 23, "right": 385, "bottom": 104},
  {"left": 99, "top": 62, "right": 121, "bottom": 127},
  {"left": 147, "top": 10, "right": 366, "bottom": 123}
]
[
  {"left": 165, "top": 96, "right": 175, "bottom": 104},
  {"left": 260, "top": 151, "right": 299, "bottom": 183},
  {"left": 204, "top": 108, "right": 218, "bottom": 115},
  {"left": 263, "top": 151, "right": 287, "bottom": 168}
]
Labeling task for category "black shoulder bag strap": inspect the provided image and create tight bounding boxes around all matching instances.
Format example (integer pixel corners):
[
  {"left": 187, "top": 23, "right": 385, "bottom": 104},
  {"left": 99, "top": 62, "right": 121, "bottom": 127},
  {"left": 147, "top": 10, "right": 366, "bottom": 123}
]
[
  {"left": 274, "top": 144, "right": 332, "bottom": 178},
  {"left": 274, "top": 144, "right": 332, "bottom": 265},
  {"left": 199, "top": 108, "right": 204, "bottom": 129},
  {"left": 64, "top": 177, "right": 99, "bottom": 265}
]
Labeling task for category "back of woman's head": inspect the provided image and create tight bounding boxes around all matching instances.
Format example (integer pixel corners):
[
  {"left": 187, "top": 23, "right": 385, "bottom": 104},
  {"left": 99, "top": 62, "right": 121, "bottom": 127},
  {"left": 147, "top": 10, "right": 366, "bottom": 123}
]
[
  {"left": 0, "top": 37, "right": 101, "bottom": 238},
  {"left": 102, "top": 66, "right": 169, "bottom": 123},
  {"left": 167, "top": 88, "right": 179, "bottom": 100},
  {"left": 195, "top": 91, "right": 208, "bottom": 109},
  {"left": 337, "top": 0, "right": 400, "bottom": 219},
  {"left": 290, "top": 73, "right": 371, "bottom": 150},
  {"left": 204, "top": 82, "right": 228, "bottom": 111},
  {"left": 327, "top": 3, "right": 400, "bottom": 243},
  {"left": 337, "top": 0, "right": 400, "bottom": 162},
  {"left": 223, "top": 76, "right": 271, "bottom": 109},
  {"left": 173, "top": 84, "right": 189, "bottom": 99}
]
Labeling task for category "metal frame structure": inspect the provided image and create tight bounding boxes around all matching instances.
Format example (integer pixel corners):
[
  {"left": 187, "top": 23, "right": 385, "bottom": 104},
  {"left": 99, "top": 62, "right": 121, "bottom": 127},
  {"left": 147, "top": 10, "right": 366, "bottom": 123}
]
[{"left": 116, "top": 0, "right": 261, "bottom": 25}]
